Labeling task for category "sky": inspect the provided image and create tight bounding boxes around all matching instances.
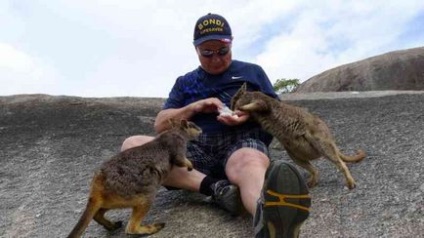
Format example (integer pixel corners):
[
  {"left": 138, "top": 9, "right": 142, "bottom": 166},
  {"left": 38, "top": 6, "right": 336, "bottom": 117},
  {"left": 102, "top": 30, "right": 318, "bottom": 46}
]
[{"left": 1, "top": 0, "right": 423, "bottom": 98}]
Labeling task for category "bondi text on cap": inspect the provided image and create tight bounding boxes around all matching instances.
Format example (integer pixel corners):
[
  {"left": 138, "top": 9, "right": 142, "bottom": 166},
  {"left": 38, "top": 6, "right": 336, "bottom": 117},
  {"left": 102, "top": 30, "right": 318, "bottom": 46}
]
[{"left": 197, "top": 18, "right": 225, "bottom": 31}]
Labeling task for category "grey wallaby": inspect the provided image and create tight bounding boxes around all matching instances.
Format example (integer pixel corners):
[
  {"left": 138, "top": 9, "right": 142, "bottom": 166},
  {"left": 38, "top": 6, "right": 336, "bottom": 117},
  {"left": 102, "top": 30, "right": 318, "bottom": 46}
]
[
  {"left": 67, "top": 119, "right": 202, "bottom": 238},
  {"left": 231, "top": 83, "right": 365, "bottom": 189}
]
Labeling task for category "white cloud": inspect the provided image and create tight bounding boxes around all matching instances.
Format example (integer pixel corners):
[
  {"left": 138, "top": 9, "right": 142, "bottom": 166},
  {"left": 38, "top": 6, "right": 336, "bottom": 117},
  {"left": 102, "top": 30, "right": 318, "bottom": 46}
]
[
  {"left": 74, "top": 55, "right": 185, "bottom": 97},
  {"left": 1, "top": 0, "right": 423, "bottom": 97},
  {"left": 0, "top": 43, "right": 61, "bottom": 96},
  {"left": 254, "top": 1, "right": 424, "bottom": 83}
]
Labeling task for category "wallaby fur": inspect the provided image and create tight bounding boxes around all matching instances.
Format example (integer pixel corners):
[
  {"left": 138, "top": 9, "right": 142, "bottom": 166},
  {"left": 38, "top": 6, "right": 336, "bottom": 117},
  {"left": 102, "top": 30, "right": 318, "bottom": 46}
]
[
  {"left": 67, "top": 119, "right": 202, "bottom": 238},
  {"left": 231, "top": 83, "right": 365, "bottom": 189}
]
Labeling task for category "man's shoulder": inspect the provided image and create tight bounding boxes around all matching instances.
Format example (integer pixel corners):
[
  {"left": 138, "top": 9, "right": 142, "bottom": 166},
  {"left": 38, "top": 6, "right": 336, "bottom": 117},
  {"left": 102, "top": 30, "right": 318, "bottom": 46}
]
[
  {"left": 174, "top": 67, "right": 203, "bottom": 86},
  {"left": 180, "top": 67, "right": 202, "bottom": 79},
  {"left": 230, "top": 60, "right": 265, "bottom": 80},
  {"left": 231, "top": 60, "right": 261, "bottom": 69}
]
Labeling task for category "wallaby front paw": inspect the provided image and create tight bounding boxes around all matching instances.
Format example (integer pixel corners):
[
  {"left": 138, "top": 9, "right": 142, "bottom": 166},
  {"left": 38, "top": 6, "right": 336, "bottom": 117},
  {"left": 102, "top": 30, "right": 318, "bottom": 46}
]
[{"left": 185, "top": 159, "right": 193, "bottom": 171}]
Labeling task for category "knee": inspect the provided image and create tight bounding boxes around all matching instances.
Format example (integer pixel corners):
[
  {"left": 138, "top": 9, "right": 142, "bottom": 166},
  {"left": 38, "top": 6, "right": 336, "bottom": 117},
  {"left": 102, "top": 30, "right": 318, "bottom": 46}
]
[
  {"left": 121, "top": 135, "right": 154, "bottom": 151},
  {"left": 226, "top": 148, "right": 270, "bottom": 178}
]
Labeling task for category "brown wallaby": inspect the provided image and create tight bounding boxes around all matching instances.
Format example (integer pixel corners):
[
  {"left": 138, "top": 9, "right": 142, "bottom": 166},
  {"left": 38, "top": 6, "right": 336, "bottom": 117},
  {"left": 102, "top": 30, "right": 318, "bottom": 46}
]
[
  {"left": 67, "top": 119, "right": 202, "bottom": 238},
  {"left": 231, "top": 83, "right": 365, "bottom": 189}
]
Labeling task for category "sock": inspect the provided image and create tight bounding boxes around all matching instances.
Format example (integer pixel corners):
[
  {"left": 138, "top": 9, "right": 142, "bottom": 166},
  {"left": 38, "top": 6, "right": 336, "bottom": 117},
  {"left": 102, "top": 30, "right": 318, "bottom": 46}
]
[{"left": 199, "top": 176, "right": 219, "bottom": 196}]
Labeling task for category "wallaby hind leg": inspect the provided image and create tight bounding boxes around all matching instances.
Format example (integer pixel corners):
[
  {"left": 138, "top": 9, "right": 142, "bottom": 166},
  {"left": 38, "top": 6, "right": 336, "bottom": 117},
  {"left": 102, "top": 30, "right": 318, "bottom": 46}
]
[
  {"left": 320, "top": 144, "right": 357, "bottom": 189},
  {"left": 286, "top": 148, "right": 319, "bottom": 188},
  {"left": 327, "top": 154, "right": 356, "bottom": 189},
  {"left": 305, "top": 134, "right": 357, "bottom": 189},
  {"left": 292, "top": 158, "right": 319, "bottom": 188},
  {"left": 125, "top": 203, "right": 165, "bottom": 235},
  {"left": 93, "top": 208, "right": 123, "bottom": 231}
]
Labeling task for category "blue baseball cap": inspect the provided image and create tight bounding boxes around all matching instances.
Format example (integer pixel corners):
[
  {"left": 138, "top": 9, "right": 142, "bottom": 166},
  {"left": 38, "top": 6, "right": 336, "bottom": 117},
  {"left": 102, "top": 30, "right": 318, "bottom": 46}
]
[{"left": 193, "top": 13, "right": 232, "bottom": 46}]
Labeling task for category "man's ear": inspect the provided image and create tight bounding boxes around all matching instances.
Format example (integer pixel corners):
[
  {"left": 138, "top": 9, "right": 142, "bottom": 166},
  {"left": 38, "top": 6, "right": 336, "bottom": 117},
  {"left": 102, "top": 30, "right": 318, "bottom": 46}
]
[{"left": 239, "top": 99, "right": 269, "bottom": 112}]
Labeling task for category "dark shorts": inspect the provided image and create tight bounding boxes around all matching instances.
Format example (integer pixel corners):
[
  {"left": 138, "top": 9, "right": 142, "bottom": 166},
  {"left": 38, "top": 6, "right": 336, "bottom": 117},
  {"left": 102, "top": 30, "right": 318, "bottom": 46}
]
[{"left": 187, "top": 128, "right": 272, "bottom": 179}]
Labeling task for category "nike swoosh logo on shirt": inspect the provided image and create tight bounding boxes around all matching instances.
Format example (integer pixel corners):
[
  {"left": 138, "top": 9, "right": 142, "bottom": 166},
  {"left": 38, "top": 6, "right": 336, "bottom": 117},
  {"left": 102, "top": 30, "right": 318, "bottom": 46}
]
[{"left": 231, "top": 76, "right": 243, "bottom": 79}]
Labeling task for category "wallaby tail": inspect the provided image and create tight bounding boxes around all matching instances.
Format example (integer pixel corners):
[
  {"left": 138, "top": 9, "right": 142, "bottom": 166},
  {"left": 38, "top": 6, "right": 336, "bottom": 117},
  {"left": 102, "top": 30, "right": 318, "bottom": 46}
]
[
  {"left": 339, "top": 149, "right": 366, "bottom": 163},
  {"left": 67, "top": 197, "right": 101, "bottom": 238}
]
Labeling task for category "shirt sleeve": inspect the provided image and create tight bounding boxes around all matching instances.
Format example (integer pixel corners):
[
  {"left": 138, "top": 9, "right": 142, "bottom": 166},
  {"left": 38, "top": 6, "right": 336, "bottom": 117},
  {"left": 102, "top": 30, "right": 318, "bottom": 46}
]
[
  {"left": 163, "top": 76, "right": 185, "bottom": 109},
  {"left": 256, "top": 65, "right": 279, "bottom": 100}
]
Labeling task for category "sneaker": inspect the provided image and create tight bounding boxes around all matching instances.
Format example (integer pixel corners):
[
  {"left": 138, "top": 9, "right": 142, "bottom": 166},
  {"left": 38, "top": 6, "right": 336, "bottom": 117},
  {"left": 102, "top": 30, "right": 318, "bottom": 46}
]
[
  {"left": 210, "top": 180, "right": 244, "bottom": 216},
  {"left": 254, "top": 160, "right": 311, "bottom": 238}
]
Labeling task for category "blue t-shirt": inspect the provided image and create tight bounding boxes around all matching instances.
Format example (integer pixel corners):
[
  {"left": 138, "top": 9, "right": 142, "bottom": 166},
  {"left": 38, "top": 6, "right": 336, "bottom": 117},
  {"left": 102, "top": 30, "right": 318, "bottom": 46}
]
[{"left": 163, "top": 60, "right": 278, "bottom": 134}]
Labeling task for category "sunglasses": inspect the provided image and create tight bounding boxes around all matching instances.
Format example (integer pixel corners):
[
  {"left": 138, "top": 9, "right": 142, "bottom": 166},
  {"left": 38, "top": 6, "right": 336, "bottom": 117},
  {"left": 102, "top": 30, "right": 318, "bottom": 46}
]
[{"left": 199, "top": 47, "right": 230, "bottom": 58}]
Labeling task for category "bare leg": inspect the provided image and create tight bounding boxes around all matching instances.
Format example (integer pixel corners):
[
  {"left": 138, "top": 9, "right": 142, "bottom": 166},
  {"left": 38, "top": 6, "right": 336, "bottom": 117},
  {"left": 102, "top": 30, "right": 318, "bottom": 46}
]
[
  {"left": 121, "top": 135, "right": 205, "bottom": 192},
  {"left": 162, "top": 167, "right": 206, "bottom": 192},
  {"left": 121, "top": 135, "right": 154, "bottom": 151},
  {"left": 225, "top": 148, "right": 270, "bottom": 215}
]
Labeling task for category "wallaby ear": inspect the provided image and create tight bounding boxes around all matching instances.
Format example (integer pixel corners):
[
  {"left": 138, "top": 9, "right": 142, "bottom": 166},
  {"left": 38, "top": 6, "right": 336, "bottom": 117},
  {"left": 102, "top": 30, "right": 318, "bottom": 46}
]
[
  {"left": 168, "top": 118, "right": 177, "bottom": 128},
  {"left": 241, "top": 82, "right": 247, "bottom": 91},
  {"left": 240, "top": 99, "right": 269, "bottom": 112},
  {"left": 180, "top": 119, "right": 188, "bottom": 128},
  {"left": 231, "top": 83, "right": 248, "bottom": 110}
]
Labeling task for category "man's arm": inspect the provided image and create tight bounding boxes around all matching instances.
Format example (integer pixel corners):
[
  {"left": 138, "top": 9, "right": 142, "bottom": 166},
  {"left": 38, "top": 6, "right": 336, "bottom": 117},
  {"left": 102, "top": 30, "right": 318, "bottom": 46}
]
[
  {"left": 154, "top": 106, "right": 195, "bottom": 133},
  {"left": 154, "top": 97, "right": 225, "bottom": 133}
]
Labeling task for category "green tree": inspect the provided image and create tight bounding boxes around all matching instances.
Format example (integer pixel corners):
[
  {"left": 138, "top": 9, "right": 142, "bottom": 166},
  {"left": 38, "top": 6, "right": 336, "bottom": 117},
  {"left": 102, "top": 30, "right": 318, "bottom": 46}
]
[{"left": 273, "top": 78, "right": 300, "bottom": 94}]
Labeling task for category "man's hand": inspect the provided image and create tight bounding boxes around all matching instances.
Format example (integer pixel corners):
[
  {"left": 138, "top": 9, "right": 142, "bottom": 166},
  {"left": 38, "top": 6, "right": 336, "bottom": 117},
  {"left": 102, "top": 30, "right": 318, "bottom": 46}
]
[
  {"left": 188, "top": 98, "right": 250, "bottom": 126},
  {"left": 190, "top": 97, "right": 223, "bottom": 114},
  {"left": 217, "top": 110, "right": 249, "bottom": 126}
]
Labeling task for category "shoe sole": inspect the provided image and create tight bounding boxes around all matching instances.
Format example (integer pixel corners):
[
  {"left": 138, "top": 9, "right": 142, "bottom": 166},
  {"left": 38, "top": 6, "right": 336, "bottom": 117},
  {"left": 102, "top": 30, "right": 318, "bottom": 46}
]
[{"left": 262, "top": 160, "right": 311, "bottom": 238}]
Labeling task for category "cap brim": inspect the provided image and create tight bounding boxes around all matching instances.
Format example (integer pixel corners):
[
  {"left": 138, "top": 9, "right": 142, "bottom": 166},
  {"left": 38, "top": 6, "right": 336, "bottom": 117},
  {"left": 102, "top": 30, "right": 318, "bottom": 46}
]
[{"left": 193, "top": 35, "right": 232, "bottom": 46}]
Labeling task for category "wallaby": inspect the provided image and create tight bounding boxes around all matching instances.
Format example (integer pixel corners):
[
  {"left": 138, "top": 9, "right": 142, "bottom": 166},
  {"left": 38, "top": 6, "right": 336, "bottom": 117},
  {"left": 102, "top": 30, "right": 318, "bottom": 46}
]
[
  {"left": 67, "top": 119, "right": 202, "bottom": 238},
  {"left": 231, "top": 83, "right": 365, "bottom": 189}
]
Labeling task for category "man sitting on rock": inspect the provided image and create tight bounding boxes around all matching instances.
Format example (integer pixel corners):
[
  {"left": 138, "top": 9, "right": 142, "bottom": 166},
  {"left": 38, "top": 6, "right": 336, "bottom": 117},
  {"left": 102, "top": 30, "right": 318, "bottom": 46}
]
[{"left": 121, "top": 13, "right": 311, "bottom": 238}]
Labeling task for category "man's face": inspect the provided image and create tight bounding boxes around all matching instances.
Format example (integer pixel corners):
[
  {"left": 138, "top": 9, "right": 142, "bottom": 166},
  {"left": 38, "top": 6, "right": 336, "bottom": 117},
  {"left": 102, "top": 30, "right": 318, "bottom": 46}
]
[{"left": 196, "top": 40, "right": 232, "bottom": 75}]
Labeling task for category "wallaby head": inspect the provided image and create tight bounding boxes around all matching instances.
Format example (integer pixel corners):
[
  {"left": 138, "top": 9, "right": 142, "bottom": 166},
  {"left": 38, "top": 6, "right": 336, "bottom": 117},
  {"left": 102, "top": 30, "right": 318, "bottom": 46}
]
[
  {"left": 168, "top": 119, "right": 202, "bottom": 140},
  {"left": 231, "top": 83, "right": 271, "bottom": 113}
]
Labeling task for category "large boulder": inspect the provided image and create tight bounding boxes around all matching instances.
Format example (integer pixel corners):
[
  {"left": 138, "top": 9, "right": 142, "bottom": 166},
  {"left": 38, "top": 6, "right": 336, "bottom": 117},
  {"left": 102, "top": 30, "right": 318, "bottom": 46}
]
[
  {"left": 295, "top": 47, "right": 424, "bottom": 92},
  {"left": 1, "top": 92, "right": 424, "bottom": 238}
]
